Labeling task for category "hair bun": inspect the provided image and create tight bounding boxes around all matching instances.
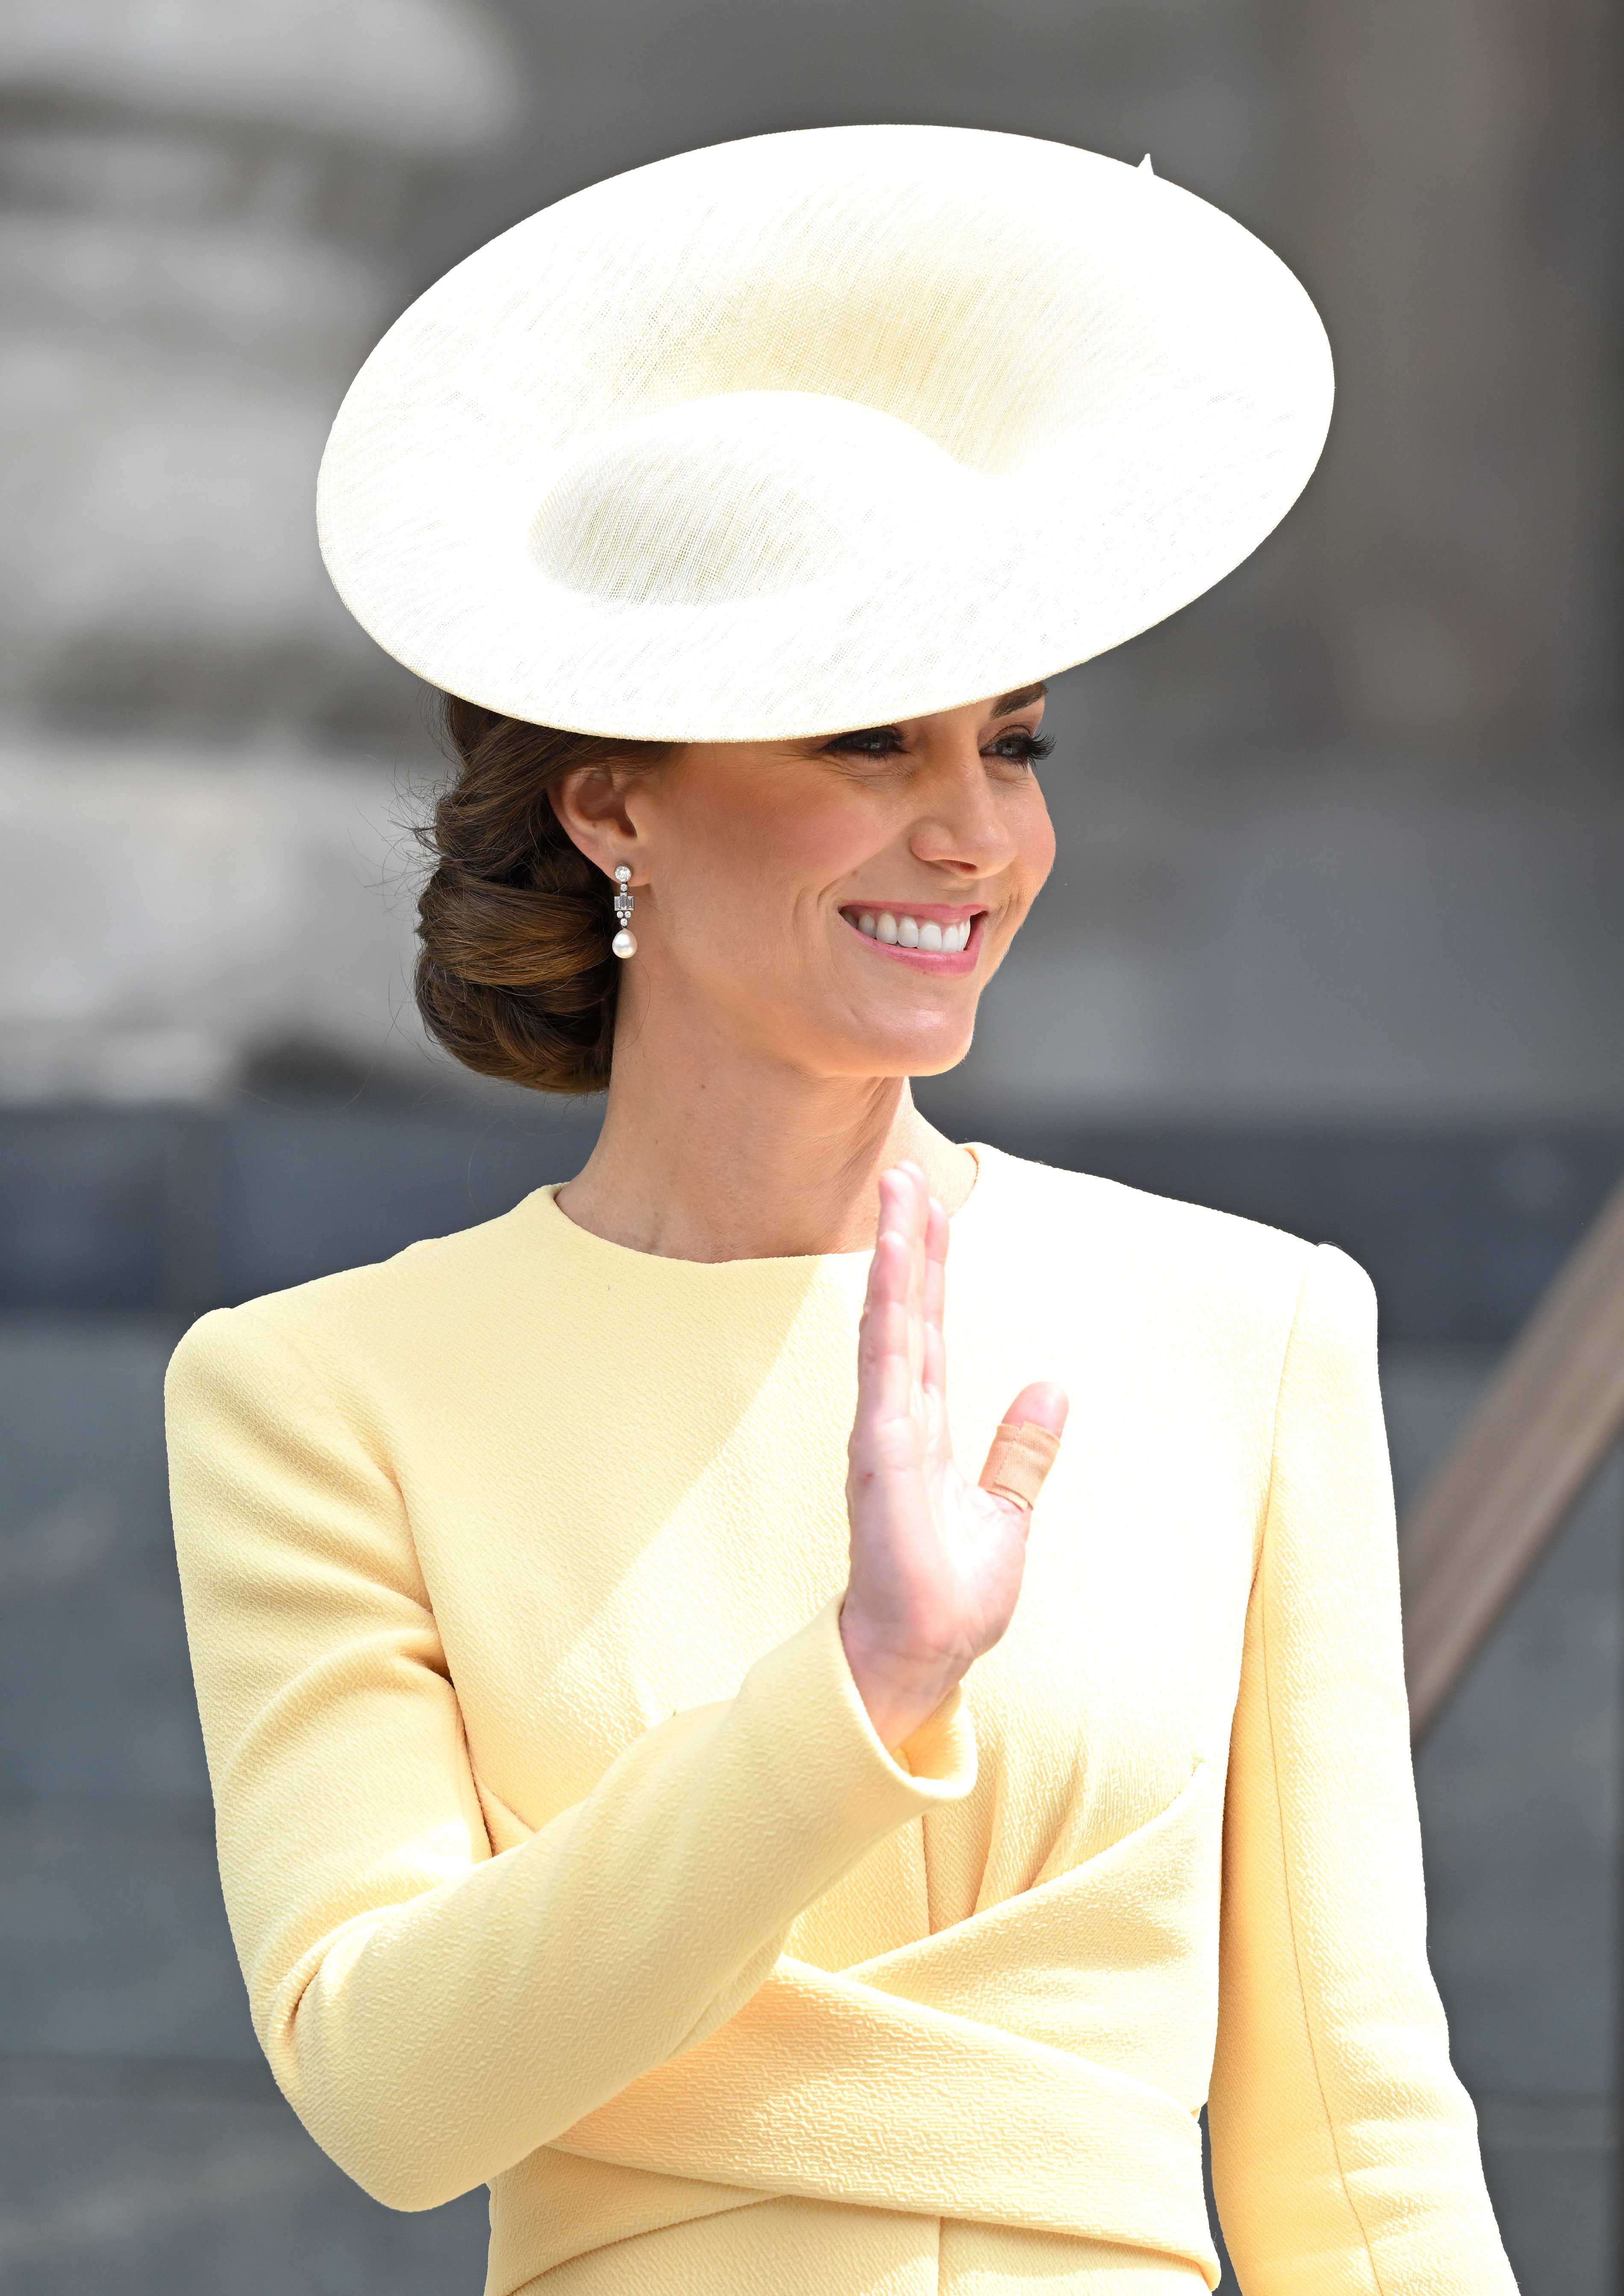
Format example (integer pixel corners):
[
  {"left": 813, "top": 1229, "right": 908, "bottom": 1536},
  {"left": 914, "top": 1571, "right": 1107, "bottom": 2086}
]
[{"left": 415, "top": 695, "right": 670, "bottom": 1095}]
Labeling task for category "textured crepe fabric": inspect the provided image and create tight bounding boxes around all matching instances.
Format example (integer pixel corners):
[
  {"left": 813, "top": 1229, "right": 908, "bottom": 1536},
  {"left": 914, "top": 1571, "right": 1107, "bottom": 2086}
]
[{"left": 165, "top": 1148, "right": 1517, "bottom": 2295}]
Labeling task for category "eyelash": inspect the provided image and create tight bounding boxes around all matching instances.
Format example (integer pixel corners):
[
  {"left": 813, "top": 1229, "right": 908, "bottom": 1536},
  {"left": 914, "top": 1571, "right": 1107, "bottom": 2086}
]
[
  {"left": 826, "top": 728, "right": 1053, "bottom": 766},
  {"left": 989, "top": 730, "right": 1054, "bottom": 765}
]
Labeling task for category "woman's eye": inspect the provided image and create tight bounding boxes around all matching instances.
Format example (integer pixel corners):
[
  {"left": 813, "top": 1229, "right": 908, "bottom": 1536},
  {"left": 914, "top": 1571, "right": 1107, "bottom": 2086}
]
[
  {"left": 825, "top": 727, "right": 905, "bottom": 759},
  {"left": 822, "top": 725, "right": 1050, "bottom": 765},
  {"left": 986, "top": 729, "right": 1053, "bottom": 765}
]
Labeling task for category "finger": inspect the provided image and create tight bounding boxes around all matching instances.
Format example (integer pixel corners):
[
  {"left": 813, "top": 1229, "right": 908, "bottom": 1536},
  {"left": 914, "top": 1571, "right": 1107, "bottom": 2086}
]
[
  {"left": 1002, "top": 1380, "right": 1068, "bottom": 1437},
  {"left": 921, "top": 1195, "right": 949, "bottom": 1419},
  {"left": 861, "top": 1172, "right": 927, "bottom": 1428},
  {"left": 894, "top": 1161, "right": 927, "bottom": 1303},
  {"left": 858, "top": 1172, "right": 900, "bottom": 1345},
  {"left": 866, "top": 1167, "right": 917, "bottom": 1300},
  {"left": 860, "top": 1167, "right": 934, "bottom": 1431},
  {"left": 924, "top": 1191, "right": 949, "bottom": 1299},
  {"left": 859, "top": 1233, "right": 918, "bottom": 1428},
  {"left": 978, "top": 1381, "right": 1070, "bottom": 1511},
  {"left": 889, "top": 1163, "right": 929, "bottom": 1389}
]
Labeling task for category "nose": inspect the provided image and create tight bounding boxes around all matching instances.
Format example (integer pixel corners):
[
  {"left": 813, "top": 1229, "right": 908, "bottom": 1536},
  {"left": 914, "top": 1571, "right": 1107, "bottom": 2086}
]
[{"left": 907, "top": 741, "right": 1019, "bottom": 877}]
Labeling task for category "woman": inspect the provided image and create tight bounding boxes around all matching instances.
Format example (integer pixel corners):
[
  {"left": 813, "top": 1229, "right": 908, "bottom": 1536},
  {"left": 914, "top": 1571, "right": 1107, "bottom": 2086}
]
[{"left": 166, "top": 127, "right": 1517, "bottom": 2293}]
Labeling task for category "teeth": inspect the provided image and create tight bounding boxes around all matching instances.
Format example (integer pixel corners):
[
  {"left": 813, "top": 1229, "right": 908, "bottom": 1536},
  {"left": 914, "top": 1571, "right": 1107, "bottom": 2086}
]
[{"left": 854, "top": 911, "right": 976, "bottom": 952}]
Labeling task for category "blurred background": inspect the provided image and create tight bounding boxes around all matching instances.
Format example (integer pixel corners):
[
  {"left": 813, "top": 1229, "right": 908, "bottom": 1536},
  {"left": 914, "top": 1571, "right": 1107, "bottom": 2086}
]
[{"left": 0, "top": 0, "right": 1620, "bottom": 2289}]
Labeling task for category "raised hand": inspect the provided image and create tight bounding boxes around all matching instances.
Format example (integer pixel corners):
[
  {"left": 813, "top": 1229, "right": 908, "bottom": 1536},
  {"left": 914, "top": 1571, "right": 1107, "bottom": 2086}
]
[{"left": 840, "top": 1163, "right": 1068, "bottom": 1751}]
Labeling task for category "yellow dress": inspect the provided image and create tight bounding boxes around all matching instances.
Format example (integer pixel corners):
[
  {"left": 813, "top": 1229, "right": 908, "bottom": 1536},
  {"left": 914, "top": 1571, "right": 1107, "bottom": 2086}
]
[{"left": 164, "top": 1146, "right": 1517, "bottom": 2296}]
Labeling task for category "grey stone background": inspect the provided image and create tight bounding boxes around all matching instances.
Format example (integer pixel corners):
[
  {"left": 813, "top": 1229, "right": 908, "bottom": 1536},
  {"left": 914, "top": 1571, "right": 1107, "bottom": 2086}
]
[
  {"left": 0, "top": 0, "right": 1618, "bottom": 1117},
  {"left": 0, "top": 0, "right": 1621, "bottom": 2290}
]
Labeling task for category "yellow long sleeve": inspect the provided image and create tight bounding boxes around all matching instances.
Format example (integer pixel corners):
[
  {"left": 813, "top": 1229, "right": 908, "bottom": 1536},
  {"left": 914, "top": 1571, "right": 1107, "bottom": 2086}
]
[
  {"left": 166, "top": 1303, "right": 976, "bottom": 2211},
  {"left": 1210, "top": 1246, "right": 1517, "bottom": 2293}
]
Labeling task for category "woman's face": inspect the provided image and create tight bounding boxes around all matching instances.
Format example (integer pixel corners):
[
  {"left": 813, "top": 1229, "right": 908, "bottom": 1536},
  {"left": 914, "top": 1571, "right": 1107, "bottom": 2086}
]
[{"left": 565, "top": 684, "right": 1056, "bottom": 1083}]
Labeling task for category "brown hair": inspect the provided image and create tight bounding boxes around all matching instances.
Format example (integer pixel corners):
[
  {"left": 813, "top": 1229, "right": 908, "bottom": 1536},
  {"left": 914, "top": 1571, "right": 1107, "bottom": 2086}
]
[{"left": 415, "top": 694, "right": 674, "bottom": 1094}]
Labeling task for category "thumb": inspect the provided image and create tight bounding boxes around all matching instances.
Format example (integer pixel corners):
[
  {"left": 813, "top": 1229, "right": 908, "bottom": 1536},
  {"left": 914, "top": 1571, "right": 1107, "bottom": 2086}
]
[{"left": 978, "top": 1381, "right": 1069, "bottom": 1510}]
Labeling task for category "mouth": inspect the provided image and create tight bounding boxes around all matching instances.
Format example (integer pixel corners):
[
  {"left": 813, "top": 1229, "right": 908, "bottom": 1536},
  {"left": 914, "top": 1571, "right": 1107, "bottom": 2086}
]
[{"left": 838, "top": 902, "right": 986, "bottom": 971}]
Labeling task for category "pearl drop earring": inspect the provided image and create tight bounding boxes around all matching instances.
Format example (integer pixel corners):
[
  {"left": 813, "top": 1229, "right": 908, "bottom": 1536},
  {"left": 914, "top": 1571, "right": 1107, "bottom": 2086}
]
[{"left": 611, "top": 865, "right": 637, "bottom": 959}]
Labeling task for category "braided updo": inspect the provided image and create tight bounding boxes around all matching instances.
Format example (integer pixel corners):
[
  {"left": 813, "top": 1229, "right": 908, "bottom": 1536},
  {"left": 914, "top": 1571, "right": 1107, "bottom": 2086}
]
[{"left": 415, "top": 694, "right": 674, "bottom": 1095}]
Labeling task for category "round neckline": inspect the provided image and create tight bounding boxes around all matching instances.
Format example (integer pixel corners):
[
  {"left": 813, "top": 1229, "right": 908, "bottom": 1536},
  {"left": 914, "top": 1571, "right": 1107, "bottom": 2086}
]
[{"left": 533, "top": 1141, "right": 995, "bottom": 1275}]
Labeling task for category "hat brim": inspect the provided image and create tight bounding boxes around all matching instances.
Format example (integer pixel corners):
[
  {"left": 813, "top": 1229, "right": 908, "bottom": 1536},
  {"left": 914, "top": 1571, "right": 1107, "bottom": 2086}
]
[{"left": 317, "top": 124, "right": 1333, "bottom": 742}]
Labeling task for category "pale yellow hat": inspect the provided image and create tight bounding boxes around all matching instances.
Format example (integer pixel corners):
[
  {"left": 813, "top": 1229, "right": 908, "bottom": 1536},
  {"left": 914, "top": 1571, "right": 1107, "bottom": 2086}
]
[{"left": 317, "top": 124, "right": 1332, "bottom": 742}]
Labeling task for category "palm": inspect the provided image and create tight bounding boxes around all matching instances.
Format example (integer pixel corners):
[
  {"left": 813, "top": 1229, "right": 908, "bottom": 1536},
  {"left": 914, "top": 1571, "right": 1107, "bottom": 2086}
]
[{"left": 841, "top": 1163, "right": 1067, "bottom": 1749}]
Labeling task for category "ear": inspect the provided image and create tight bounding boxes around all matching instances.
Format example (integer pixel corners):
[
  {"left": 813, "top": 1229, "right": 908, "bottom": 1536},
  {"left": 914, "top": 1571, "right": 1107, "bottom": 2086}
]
[{"left": 550, "top": 759, "right": 645, "bottom": 883}]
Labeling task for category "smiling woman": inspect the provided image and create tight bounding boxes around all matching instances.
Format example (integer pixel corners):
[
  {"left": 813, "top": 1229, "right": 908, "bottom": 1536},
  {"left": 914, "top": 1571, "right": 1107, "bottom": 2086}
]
[
  {"left": 416, "top": 681, "right": 1049, "bottom": 1113},
  {"left": 164, "top": 123, "right": 1517, "bottom": 2296}
]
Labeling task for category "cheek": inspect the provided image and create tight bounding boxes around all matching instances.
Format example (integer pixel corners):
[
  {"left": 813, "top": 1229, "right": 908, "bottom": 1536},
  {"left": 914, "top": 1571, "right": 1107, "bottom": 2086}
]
[
  {"left": 661, "top": 782, "right": 865, "bottom": 951},
  {"left": 1018, "top": 790, "right": 1058, "bottom": 896}
]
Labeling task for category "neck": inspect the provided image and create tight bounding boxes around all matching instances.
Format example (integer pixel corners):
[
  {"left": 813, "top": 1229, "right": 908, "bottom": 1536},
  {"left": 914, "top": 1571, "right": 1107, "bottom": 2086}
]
[{"left": 556, "top": 1032, "right": 976, "bottom": 1262}]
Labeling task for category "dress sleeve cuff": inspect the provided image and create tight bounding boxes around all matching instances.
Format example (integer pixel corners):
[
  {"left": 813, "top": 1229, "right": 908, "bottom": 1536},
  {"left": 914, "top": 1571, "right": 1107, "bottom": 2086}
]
[{"left": 732, "top": 1594, "right": 977, "bottom": 1851}]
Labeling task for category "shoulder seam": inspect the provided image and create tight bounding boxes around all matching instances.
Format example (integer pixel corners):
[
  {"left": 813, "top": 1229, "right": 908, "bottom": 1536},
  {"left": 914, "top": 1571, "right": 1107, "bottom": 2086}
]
[
  {"left": 1255, "top": 1241, "right": 1390, "bottom": 2294},
  {"left": 214, "top": 1299, "right": 415, "bottom": 1536},
  {"left": 1250, "top": 1242, "right": 1315, "bottom": 1588}
]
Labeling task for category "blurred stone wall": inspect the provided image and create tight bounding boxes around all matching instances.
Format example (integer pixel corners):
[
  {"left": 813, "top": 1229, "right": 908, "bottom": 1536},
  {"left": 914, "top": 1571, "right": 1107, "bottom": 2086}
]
[
  {"left": 0, "top": 0, "right": 1618, "bottom": 1114},
  {"left": 0, "top": 0, "right": 521, "bottom": 1101}
]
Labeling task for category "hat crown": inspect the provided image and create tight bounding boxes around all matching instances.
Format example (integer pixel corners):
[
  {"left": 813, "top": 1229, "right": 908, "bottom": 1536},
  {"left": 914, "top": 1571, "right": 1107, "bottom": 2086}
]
[
  {"left": 318, "top": 124, "right": 1333, "bottom": 740},
  {"left": 533, "top": 392, "right": 977, "bottom": 609}
]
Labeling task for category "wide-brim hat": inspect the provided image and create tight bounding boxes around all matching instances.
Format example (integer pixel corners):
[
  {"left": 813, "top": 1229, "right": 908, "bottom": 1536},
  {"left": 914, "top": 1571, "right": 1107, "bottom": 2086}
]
[{"left": 317, "top": 124, "right": 1332, "bottom": 742}]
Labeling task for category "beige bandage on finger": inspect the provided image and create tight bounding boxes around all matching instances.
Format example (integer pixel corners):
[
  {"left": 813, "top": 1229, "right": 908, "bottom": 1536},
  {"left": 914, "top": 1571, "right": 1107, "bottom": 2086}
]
[{"left": 979, "top": 1420, "right": 1062, "bottom": 1510}]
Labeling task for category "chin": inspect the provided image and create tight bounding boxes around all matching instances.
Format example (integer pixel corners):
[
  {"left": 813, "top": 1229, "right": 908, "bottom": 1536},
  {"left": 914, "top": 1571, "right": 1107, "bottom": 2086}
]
[
  {"left": 841, "top": 1017, "right": 976, "bottom": 1079},
  {"left": 903, "top": 1043, "right": 974, "bottom": 1082}
]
